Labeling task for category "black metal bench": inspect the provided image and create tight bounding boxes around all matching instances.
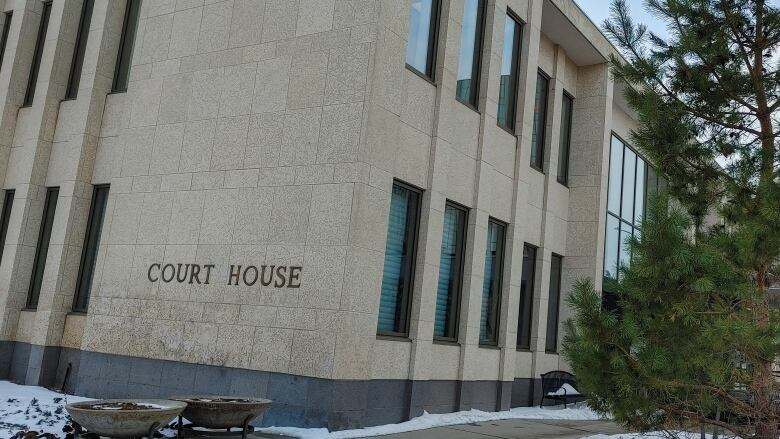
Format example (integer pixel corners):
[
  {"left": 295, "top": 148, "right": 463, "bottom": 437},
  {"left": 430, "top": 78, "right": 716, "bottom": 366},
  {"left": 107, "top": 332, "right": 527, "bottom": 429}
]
[{"left": 540, "top": 370, "right": 585, "bottom": 407}]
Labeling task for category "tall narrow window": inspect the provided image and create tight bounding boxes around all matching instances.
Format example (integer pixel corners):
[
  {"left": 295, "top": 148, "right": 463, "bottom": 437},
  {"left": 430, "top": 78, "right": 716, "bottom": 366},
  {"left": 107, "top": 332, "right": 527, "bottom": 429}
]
[
  {"left": 434, "top": 202, "right": 467, "bottom": 340},
  {"left": 26, "top": 187, "right": 58, "bottom": 309},
  {"left": 0, "top": 190, "right": 14, "bottom": 267},
  {"left": 66, "top": 0, "right": 95, "bottom": 99},
  {"left": 557, "top": 92, "right": 574, "bottom": 185},
  {"left": 73, "top": 185, "right": 109, "bottom": 312},
  {"left": 0, "top": 12, "right": 13, "bottom": 73},
  {"left": 23, "top": 1, "right": 51, "bottom": 107},
  {"left": 517, "top": 244, "right": 536, "bottom": 349},
  {"left": 377, "top": 181, "right": 421, "bottom": 336},
  {"left": 112, "top": 0, "right": 141, "bottom": 93},
  {"left": 480, "top": 219, "right": 505, "bottom": 345},
  {"left": 545, "top": 254, "right": 563, "bottom": 352},
  {"left": 406, "top": 0, "right": 439, "bottom": 79},
  {"left": 530, "top": 72, "right": 549, "bottom": 170},
  {"left": 497, "top": 13, "right": 522, "bottom": 130},
  {"left": 455, "top": 0, "right": 485, "bottom": 107}
]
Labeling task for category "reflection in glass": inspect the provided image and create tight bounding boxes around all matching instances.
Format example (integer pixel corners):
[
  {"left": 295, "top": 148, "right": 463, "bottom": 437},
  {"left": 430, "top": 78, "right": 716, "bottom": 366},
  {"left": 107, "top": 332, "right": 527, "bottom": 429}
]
[
  {"left": 517, "top": 245, "right": 536, "bottom": 349},
  {"left": 480, "top": 220, "right": 504, "bottom": 344},
  {"left": 604, "top": 214, "right": 620, "bottom": 280},
  {"left": 607, "top": 137, "right": 623, "bottom": 215},
  {"left": 497, "top": 14, "right": 521, "bottom": 129},
  {"left": 634, "top": 161, "right": 646, "bottom": 224},
  {"left": 456, "top": 0, "right": 483, "bottom": 105},
  {"left": 621, "top": 148, "right": 637, "bottom": 222},
  {"left": 434, "top": 204, "right": 466, "bottom": 339},
  {"left": 378, "top": 184, "right": 420, "bottom": 334},
  {"left": 406, "top": 0, "right": 435, "bottom": 76}
]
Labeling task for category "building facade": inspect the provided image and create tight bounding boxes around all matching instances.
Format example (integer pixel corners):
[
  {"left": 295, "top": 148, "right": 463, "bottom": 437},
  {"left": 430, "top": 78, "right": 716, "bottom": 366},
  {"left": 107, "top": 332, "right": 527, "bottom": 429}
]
[{"left": 0, "top": 0, "right": 650, "bottom": 430}]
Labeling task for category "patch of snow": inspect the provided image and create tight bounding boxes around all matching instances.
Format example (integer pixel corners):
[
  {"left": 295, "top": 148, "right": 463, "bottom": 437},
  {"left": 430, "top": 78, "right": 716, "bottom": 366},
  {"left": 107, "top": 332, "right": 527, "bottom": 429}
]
[
  {"left": 548, "top": 383, "right": 581, "bottom": 396},
  {"left": 0, "top": 381, "right": 90, "bottom": 438},
  {"left": 258, "top": 403, "right": 603, "bottom": 439}
]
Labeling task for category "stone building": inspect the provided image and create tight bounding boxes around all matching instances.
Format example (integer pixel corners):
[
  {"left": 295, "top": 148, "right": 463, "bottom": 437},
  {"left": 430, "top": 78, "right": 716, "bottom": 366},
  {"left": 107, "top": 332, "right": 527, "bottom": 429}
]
[{"left": 0, "top": 0, "right": 656, "bottom": 430}]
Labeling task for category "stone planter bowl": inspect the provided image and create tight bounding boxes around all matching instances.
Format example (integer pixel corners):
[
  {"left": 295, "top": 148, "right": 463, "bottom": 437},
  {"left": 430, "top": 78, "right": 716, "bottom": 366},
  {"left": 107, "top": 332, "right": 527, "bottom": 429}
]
[
  {"left": 170, "top": 396, "right": 272, "bottom": 429},
  {"left": 65, "top": 399, "right": 187, "bottom": 438}
]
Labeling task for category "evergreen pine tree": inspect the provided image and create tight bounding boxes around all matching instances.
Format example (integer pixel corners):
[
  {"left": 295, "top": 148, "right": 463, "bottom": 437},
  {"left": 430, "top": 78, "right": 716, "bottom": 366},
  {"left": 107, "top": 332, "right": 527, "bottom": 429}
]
[{"left": 562, "top": 1, "right": 780, "bottom": 438}]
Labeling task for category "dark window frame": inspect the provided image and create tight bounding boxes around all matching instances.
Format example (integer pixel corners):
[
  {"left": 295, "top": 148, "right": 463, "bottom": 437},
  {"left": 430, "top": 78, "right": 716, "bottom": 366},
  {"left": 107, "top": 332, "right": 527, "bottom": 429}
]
[
  {"left": 0, "top": 11, "right": 13, "bottom": 73},
  {"left": 480, "top": 218, "right": 506, "bottom": 346},
  {"left": 26, "top": 187, "right": 58, "bottom": 310},
  {"left": 455, "top": 0, "right": 486, "bottom": 110},
  {"left": 405, "top": 0, "right": 441, "bottom": 81},
  {"left": 111, "top": 0, "right": 141, "bottom": 93},
  {"left": 22, "top": 1, "right": 52, "bottom": 107},
  {"left": 557, "top": 91, "right": 574, "bottom": 186},
  {"left": 65, "top": 0, "right": 95, "bottom": 100},
  {"left": 0, "top": 190, "right": 14, "bottom": 267},
  {"left": 72, "top": 184, "right": 109, "bottom": 313},
  {"left": 517, "top": 243, "right": 537, "bottom": 350},
  {"left": 496, "top": 10, "right": 523, "bottom": 133},
  {"left": 545, "top": 253, "right": 563, "bottom": 353},
  {"left": 377, "top": 180, "right": 422, "bottom": 338},
  {"left": 530, "top": 70, "right": 550, "bottom": 171},
  {"left": 433, "top": 200, "right": 469, "bottom": 342}
]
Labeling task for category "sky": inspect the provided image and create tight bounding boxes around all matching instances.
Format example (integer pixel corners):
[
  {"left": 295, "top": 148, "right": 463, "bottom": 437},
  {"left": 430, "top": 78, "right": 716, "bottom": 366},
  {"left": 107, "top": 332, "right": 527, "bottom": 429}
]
[{"left": 574, "top": 0, "right": 670, "bottom": 39}]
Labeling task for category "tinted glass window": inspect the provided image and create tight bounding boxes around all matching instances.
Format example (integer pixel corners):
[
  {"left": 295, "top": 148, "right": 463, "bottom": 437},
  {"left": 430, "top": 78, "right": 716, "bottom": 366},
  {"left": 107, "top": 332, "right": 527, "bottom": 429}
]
[
  {"left": 545, "top": 254, "right": 563, "bottom": 352},
  {"left": 434, "top": 203, "right": 467, "bottom": 340},
  {"left": 66, "top": 0, "right": 95, "bottom": 99},
  {"left": 377, "top": 182, "right": 421, "bottom": 335},
  {"left": 112, "top": 0, "right": 141, "bottom": 92},
  {"left": 557, "top": 93, "right": 573, "bottom": 184},
  {"left": 23, "top": 1, "right": 51, "bottom": 107},
  {"left": 27, "top": 188, "right": 58, "bottom": 309},
  {"left": 480, "top": 219, "right": 505, "bottom": 344},
  {"left": 497, "top": 13, "right": 521, "bottom": 130},
  {"left": 530, "top": 72, "right": 549, "bottom": 169},
  {"left": 0, "top": 12, "right": 13, "bottom": 73},
  {"left": 517, "top": 244, "right": 536, "bottom": 349},
  {"left": 406, "top": 0, "right": 438, "bottom": 77},
  {"left": 73, "top": 185, "right": 109, "bottom": 312},
  {"left": 0, "top": 190, "right": 14, "bottom": 267},
  {"left": 455, "top": 0, "right": 484, "bottom": 106}
]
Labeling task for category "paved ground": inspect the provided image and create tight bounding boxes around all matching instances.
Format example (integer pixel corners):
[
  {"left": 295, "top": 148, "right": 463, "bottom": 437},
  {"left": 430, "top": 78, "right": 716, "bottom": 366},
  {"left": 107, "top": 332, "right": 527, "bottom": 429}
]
[
  {"left": 357, "top": 419, "right": 626, "bottom": 439},
  {"left": 248, "top": 419, "right": 626, "bottom": 439}
]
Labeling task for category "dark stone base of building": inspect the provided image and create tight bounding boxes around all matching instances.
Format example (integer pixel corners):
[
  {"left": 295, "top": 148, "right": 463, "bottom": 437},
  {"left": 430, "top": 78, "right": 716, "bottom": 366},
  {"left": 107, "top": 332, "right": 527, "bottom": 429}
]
[{"left": 0, "top": 340, "right": 541, "bottom": 430}]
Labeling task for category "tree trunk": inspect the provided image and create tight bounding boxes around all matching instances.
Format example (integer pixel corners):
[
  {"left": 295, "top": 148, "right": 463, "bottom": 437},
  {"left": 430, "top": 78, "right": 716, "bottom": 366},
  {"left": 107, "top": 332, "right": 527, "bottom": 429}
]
[{"left": 753, "top": 269, "right": 777, "bottom": 439}]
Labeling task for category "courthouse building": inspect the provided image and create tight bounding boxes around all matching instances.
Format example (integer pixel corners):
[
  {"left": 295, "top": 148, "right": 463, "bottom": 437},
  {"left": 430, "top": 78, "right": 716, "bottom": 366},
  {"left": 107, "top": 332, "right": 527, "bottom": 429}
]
[{"left": 0, "top": 0, "right": 658, "bottom": 430}]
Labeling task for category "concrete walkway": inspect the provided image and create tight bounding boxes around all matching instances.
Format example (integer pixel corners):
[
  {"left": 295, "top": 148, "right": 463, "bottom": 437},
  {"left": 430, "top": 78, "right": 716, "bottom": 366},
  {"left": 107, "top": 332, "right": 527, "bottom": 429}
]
[
  {"left": 248, "top": 419, "right": 626, "bottom": 439},
  {"left": 357, "top": 419, "right": 626, "bottom": 439}
]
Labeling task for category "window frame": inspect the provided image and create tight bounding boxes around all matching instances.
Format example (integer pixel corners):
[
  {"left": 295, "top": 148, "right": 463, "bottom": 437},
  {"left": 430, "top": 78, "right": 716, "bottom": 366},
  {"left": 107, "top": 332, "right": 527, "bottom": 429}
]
[
  {"left": 517, "top": 243, "right": 537, "bottom": 350},
  {"left": 22, "top": 1, "right": 52, "bottom": 107},
  {"left": 65, "top": 0, "right": 95, "bottom": 100},
  {"left": 433, "top": 200, "right": 469, "bottom": 342},
  {"left": 377, "top": 180, "right": 422, "bottom": 338},
  {"left": 26, "top": 187, "right": 58, "bottom": 310},
  {"left": 496, "top": 10, "right": 523, "bottom": 132},
  {"left": 111, "top": 0, "right": 141, "bottom": 93},
  {"left": 530, "top": 70, "right": 550, "bottom": 171},
  {"left": 405, "top": 0, "right": 442, "bottom": 81},
  {"left": 0, "top": 189, "right": 14, "bottom": 267},
  {"left": 72, "top": 184, "right": 109, "bottom": 313},
  {"left": 479, "top": 218, "right": 506, "bottom": 346},
  {"left": 557, "top": 91, "right": 574, "bottom": 186},
  {"left": 454, "top": 0, "right": 486, "bottom": 110},
  {"left": 545, "top": 253, "right": 563, "bottom": 353},
  {"left": 0, "top": 11, "right": 13, "bottom": 73}
]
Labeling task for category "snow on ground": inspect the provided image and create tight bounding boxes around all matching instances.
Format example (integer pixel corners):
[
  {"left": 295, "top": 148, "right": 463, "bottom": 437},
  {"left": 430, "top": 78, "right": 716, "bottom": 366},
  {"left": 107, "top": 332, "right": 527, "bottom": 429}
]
[
  {"left": 1, "top": 380, "right": 605, "bottom": 439},
  {"left": 0, "top": 381, "right": 90, "bottom": 438},
  {"left": 257, "top": 403, "right": 604, "bottom": 439}
]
